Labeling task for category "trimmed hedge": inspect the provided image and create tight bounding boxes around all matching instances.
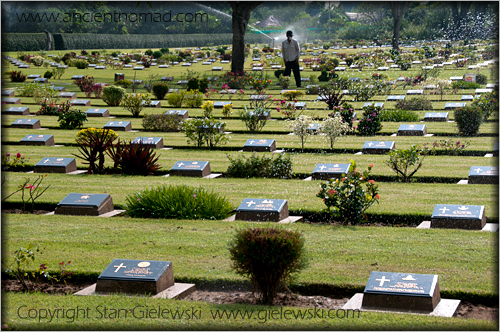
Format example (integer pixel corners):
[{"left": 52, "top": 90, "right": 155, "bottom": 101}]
[{"left": 2, "top": 33, "right": 270, "bottom": 51}]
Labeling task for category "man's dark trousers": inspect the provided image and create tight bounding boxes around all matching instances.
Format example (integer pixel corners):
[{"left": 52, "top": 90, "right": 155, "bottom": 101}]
[{"left": 284, "top": 60, "right": 301, "bottom": 87}]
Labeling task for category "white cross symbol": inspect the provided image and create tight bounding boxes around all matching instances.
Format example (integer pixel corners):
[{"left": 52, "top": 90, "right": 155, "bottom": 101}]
[
  {"left": 246, "top": 200, "right": 256, "bottom": 207},
  {"left": 474, "top": 168, "right": 483, "bottom": 173},
  {"left": 249, "top": 140, "right": 255, "bottom": 144},
  {"left": 376, "top": 276, "right": 390, "bottom": 286},
  {"left": 439, "top": 207, "right": 449, "bottom": 214},
  {"left": 367, "top": 142, "right": 374, "bottom": 146},
  {"left": 177, "top": 162, "right": 184, "bottom": 167},
  {"left": 319, "top": 165, "right": 327, "bottom": 170},
  {"left": 114, "top": 263, "right": 126, "bottom": 272},
  {"left": 409, "top": 125, "right": 415, "bottom": 128},
  {"left": 17, "top": 120, "right": 21, "bottom": 123},
  {"left": 27, "top": 136, "right": 33, "bottom": 139},
  {"left": 109, "top": 122, "right": 114, "bottom": 125}
]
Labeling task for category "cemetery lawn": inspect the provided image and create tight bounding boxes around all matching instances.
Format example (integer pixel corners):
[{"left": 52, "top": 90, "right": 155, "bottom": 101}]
[
  {"left": 2, "top": 292, "right": 496, "bottom": 330},
  {"left": 2, "top": 172, "right": 498, "bottom": 219}
]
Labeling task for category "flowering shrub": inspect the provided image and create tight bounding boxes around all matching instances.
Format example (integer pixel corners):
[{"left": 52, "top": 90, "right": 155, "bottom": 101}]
[
  {"left": 37, "top": 99, "right": 60, "bottom": 115},
  {"left": 122, "top": 93, "right": 151, "bottom": 117},
  {"left": 274, "top": 98, "right": 299, "bottom": 119},
  {"left": 317, "top": 160, "right": 379, "bottom": 225},
  {"left": 2, "top": 175, "right": 50, "bottom": 213},
  {"left": 350, "top": 83, "right": 377, "bottom": 102},
  {"left": 218, "top": 71, "right": 250, "bottom": 89},
  {"left": 328, "top": 104, "right": 355, "bottom": 128},
  {"left": 226, "top": 152, "right": 293, "bottom": 179},
  {"left": 183, "top": 90, "right": 204, "bottom": 108},
  {"left": 425, "top": 139, "right": 468, "bottom": 156},
  {"left": 278, "top": 74, "right": 291, "bottom": 89},
  {"left": 357, "top": 105, "right": 382, "bottom": 136},
  {"left": 250, "top": 77, "right": 272, "bottom": 93},
  {"left": 320, "top": 113, "right": 352, "bottom": 149},
  {"left": 2, "top": 152, "right": 27, "bottom": 171},
  {"left": 182, "top": 117, "right": 227, "bottom": 149},
  {"left": 92, "top": 84, "right": 103, "bottom": 99},
  {"left": 472, "top": 91, "right": 498, "bottom": 121},
  {"left": 201, "top": 100, "right": 214, "bottom": 118},
  {"left": 281, "top": 90, "right": 304, "bottom": 101},
  {"left": 239, "top": 106, "right": 269, "bottom": 132},
  {"left": 166, "top": 90, "right": 186, "bottom": 107},
  {"left": 222, "top": 103, "right": 233, "bottom": 118},
  {"left": 32, "top": 84, "right": 58, "bottom": 105},
  {"left": 285, "top": 115, "right": 313, "bottom": 151},
  {"left": 57, "top": 108, "right": 87, "bottom": 129}
]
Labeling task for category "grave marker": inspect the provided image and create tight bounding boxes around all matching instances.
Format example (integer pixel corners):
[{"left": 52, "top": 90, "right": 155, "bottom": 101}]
[
  {"left": 242, "top": 139, "right": 276, "bottom": 152},
  {"left": 165, "top": 110, "right": 189, "bottom": 119},
  {"left": 58, "top": 92, "right": 77, "bottom": 99},
  {"left": 104, "top": 121, "right": 132, "bottom": 131},
  {"left": 386, "top": 95, "right": 405, "bottom": 101},
  {"left": 169, "top": 161, "right": 211, "bottom": 177},
  {"left": 35, "top": 157, "right": 77, "bottom": 173},
  {"left": 95, "top": 259, "right": 174, "bottom": 295},
  {"left": 235, "top": 198, "right": 289, "bottom": 222},
  {"left": 431, "top": 204, "right": 486, "bottom": 230},
  {"left": 142, "top": 100, "right": 161, "bottom": 108},
  {"left": 397, "top": 124, "right": 427, "bottom": 136},
  {"left": 20, "top": 134, "right": 55, "bottom": 146},
  {"left": 33, "top": 77, "right": 48, "bottom": 83},
  {"left": 423, "top": 112, "right": 449, "bottom": 122},
  {"left": 1, "top": 90, "right": 15, "bottom": 97},
  {"left": 3, "top": 106, "right": 30, "bottom": 115},
  {"left": 55, "top": 193, "right": 114, "bottom": 216},
  {"left": 132, "top": 137, "right": 164, "bottom": 149},
  {"left": 11, "top": 118, "right": 40, "bottom": 129},
  {"left": 444, "top": 102, "right": 466, "bottom": 110},
  {"left": 312, "top": 163, "right": 350, "bottom": 180},
  {"left": 464, "top": 73, "right": 476, "bottom": 82},
  {"left": 362, "top": 271, "right": 440, "bottom": 312},
  {"left": 214, "top": 101, "right": 232, "bottom": 108},
  {"left": 362, "top": 141, "right": 395, "bottom": 154},
  {"left": 468, "top": 166, "right": 499, "bottom": 184},
  {"left": 2, "top": 98, "right": 21, "bottom": 104},
  {"left": 406, "top": 90, "right": 423, "bottom": 95},
  {"left": 363, "top": 102, "right": 384, "bottom": 108},
  {"left": 85, "top": 108, "right": 110, "bottom": 117},
  {"left": 70, "top": 99, "right": 91, "bottom": 106}
]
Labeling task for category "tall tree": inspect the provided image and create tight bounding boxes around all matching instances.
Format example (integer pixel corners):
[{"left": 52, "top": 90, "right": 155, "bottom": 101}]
[
  {"left": 449, "top": 1, "right": 472, "bottom": 40},
  {"left": 230, "top": 1, "right": 262, "bottom": 73},
  {"left": 389, "top": 1, "right": 410, "bottom": 50}
]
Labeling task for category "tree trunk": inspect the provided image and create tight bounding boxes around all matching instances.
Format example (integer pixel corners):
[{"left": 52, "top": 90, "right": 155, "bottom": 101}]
[
  {"left": 389, "top": 2, "right": 410, "bottom": 50},
  {"left": 230, "top": 2, "right": 262, "bottom": 73}
]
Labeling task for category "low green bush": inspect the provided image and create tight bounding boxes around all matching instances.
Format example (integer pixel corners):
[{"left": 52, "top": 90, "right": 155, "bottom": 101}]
[
  {"left": 114, "top": 79, "right": 133, "bottom": 88},
  {"left": 394, "top": 96, "right": 433, "bottom": 110},
  {"left": 125, "top": 185, "right": 233, "bottom": 220},
  {"left": 183, "top": 117, "right": 227, "bottom": 149},
  {"left": 239, "top": 106, "right": 269, "bottom": 133},
  {"left": 229, "top": 227, "right": 307, "bottom": 305},
  {"left": 379, "top": 109, "right": 420, "bottom": 122},
  {"left": 152, "top": 82, "right": 169, "bottom": 100},
  {"left": 454, "top": 106, "right": 483, "bottom": 136},
  {"left": 183, "top": 90, "right": 204, "bottom": 108},
  {"left": 166, "top": 90, "right": 186, "bottom": 107},
  {"left": 73, "top": 59, "right": 89, "bottom": 69},
  {"left": 475, "top": 73, "right": 487, "bottom": 85},
  {"left": 142, "top": 113, "right": 183, "bottom": 132},
  {"left": 452, "top": 80, "right": 481, "bottom": 89},
  {"left": 226, "top": 152, "right": 293, "bottom": 179},
  {"left": 57, "top": 108, "right": 87, "bottom": 130},
  {"left": 357, "top": 104, "right": 382, "bottom": 136},
  {"left": 102, "top": 85, "right": 125, "bottom": 107}
]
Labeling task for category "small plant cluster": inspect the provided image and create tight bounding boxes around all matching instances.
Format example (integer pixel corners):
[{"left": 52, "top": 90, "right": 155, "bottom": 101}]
[
  {"left": 472, "top": 91, "right": 498, "bottom": 121},
  {"left": 187, "top": 77, "right": 209, "bottom": 93},
  {"left": 328, "top": 104, "right": 355, "bottom": 128},
  {"left": 151, "top": 82, "right": 169, "bottom": 100},
  {"left": 317, "top": 81, "right": 346, "bottom": 110},
  {"left": 121, "top": 93, "right": 151, "bottom": 117},
  {"left": 218, "top": 71, "right": 251, "bottom": 89},
  {"left": 239, "top": 106, "right": 269, "bottom": 132},
  {"left": 74, "top": 128, "right": 118, "bottom": 174},
  {"left": 183, "top": 118, "right": 227, "bottom": 149},
  {"left": 379, "top": 109, "right": 420, "bottom": 122},
  {"left": 229, "top": 227, "right": 307, "bottom": 305},
  {"left": 226, "top": 152, "right": 293, "bottom": 179},
  {"left": 281, "top": 90, "right": 304, "bottom": 101},
  {"left": 2, "top": 175, "right": 50, "bottom": 213},
  {"left": 454, "top": 106, "right": 484, "bottom": 136},
  {"left": 201, "top": 100, "right": 215, "bottom": 117},
  {"left": 73, "top": 76, "right": 102, "bottom": 98},
  {"left": 108, "top": 140, "right": 161, "bottom": 175},
  {"left": 425, "top": 139, "right": 469, "bottom": 155},
  {"left": 142, "top": 113, "right": 182, "bottom": 132},
  {"left": 8, "top": 70, "right": 26, "bottom": 82},
  {"left": 2, "top": 152, "right": 27, "bottom": 171},
  {"left": 102, "top": 85, "right": 126, "bottom": 106},
  {"left": 395, "top": 96, "right": 433, "bottom": 110},
  {"left": 3, "top": 243, "right": 72, "bottom": 292},
  {"left": 36, "top": 99, "right": 87, "bottom": 129},
  {"left": 317, "top": 160, "right": 379, "bottom": 225},
  {"left": 451, "top": 80, "right": 481, "bottom": 89},
  {"left": 357, "top": 105, "right": 383, "bottom": 136},
  {"left": 386, "top": 145, "right": 428, "bottom": 182},
  {"left": 126, "top": 185, "right": 233, "bottom": 220},
  {"left": 350, "top": 83, "right": 377, "bottom": 102},
  {"left": 286, "top": 115, "right": 314, "bottom": 151},
  {"left": 167, "top": 90, "right": 204, "bottom": 108},
  {"left": 250, "top": 77, "right": 272, "bottom": 93},
  {"left": 320, "top": 113, "right": 352, "bottom": 149}
]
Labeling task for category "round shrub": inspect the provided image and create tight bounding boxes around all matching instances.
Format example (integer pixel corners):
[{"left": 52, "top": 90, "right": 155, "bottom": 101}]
[
  {"left": 125, "top": 185, "right": 233, "bottom": 220},
  {"left": 43, "top": 71, "right": 53, "bottom": 79},
  {"left": 454, "top": 106, "right": 483, "bottom": 136},
  {"left": 395, "top": 96, "right": 433, "bottom": 111},
  {"left": 229, "top": 227, "right": 307, "bottom": 305},
  {"left": 152, "top": 50, "right": 163, "bottom": 59},
  {"left": 152, "top": 82, "right": 169, "bottom": 100},
  {"left": 357, "top": 105, "right": 382, "bottom": 136},
  {"left": 102, "top": 85, "right": 125, "bottom": 106}
]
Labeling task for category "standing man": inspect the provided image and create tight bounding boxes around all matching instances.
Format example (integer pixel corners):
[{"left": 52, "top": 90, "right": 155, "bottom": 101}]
[{"left": 282, "top": 30, "right": 301, "bottom": 88}]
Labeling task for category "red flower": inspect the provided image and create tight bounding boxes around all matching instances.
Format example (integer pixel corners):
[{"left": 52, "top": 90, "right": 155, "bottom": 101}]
[
  {"left": 375, "top": 194, "right": 380, "bottom": 199},
  {"left": 368, "top": 180, "right": 376, "bottom": 184},
  {"left": 369, "top": 164, "right": 374, "bottom": 167},
  {"left": 16, "top": 153, "right": 21, "bottom": 158}
]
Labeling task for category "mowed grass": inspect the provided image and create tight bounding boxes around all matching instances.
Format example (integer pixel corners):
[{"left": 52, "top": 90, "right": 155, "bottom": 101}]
[
  {"left": 2, "top": 172, "right": 498, "bottom": 218},
  {"left": 3, "top": 213, "right": 496, "bottom": 295},
  {"left": 3, "top": 292, "right": 496, "bottom": 330}
]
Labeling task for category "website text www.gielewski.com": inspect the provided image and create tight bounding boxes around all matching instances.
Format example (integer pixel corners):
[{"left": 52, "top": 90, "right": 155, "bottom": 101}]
[
  {"left": 15, "top": 11, "right": 208, "bottom": 23},
  {"left": 17, "top": 305, "right": 361, "bottom": 324}
]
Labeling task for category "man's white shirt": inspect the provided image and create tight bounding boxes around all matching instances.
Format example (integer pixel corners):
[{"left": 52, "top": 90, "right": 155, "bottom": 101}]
[{"left": 282, "top": 38, "right": 300, "bottom": 62}]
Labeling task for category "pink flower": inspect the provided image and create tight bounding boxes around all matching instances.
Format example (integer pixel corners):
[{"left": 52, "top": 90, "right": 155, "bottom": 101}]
[
  {"left": 137, "top": 198, "right": 140, "bottom": 201},
  {"left": 6, "top": 153, "right": 10, "bottom": 157},
  {"left": 193, "top": 194, "right": 197, "bottom": 197},
  {"left": 16, "top": 153, "right": 21, "bottom": 158}
]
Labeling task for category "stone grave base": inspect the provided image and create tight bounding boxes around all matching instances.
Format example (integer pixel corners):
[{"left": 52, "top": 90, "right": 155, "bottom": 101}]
[
  {"left": 54, "top": 196, "right": 115, "bottom": 216},
  {"left": 27, "top": 170, "right": 87, "bottom": 175},
  {"left": 342, "top": 293, "right": 460, "bottom": 318},
  {"left": 224, "top": 214, "right": 302, "bottom": 224},
  {"left": 46, "top": 210, "right": 125, "bottom": 217},
  {"left": 468, "top": 176, "right": 499, "bottom": 184},
  {"left": 164, "top": 173, "right": 221, "bottom": 179},
  {"left": 417, "top": 221, "right": 497, "bottom": 232},
  {"left": 73, "top": 283, "right": 195, "bottom": 300},
  {"left": 484, "top": 153, "right": 494, "bottom": 157}
]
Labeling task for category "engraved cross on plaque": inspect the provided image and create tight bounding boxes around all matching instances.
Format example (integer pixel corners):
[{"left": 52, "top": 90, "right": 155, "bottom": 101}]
[
  {"left": 439, "top": 207, "right": 449, "bottom": 214},
  {"left": 114, "top": 263, "right": 126, "bottom": 272},
  {"left": 376, "top": 276, "right": 390, "bottom": 286},
  {"left": 177, "top": 162, "right": 184, "bottom": 167},
  {"left": 249, "top": 140, "right": 255, "bottom": 144},
  {"left": 319, "top": 165, "right": 327, "bottom": 171},
  {"left": 367, "top": 142, "right": 374, "bottom": 147},
  {"left": 246, "top": 200, "right": 256, "bottom": 207},
  {"left": 474, "top": 168, "right": 483, "bottom": 174}
]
